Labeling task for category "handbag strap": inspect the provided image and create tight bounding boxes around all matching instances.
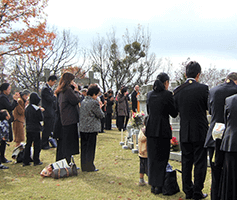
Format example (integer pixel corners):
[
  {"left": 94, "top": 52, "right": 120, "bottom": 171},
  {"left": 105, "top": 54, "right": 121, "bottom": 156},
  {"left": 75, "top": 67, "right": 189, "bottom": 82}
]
[
  {"left": 65, "top": 168, "right": 69, "bottom": 177},
  {"left": 58, "top": 168, "right": 61, "bottom": 179}
]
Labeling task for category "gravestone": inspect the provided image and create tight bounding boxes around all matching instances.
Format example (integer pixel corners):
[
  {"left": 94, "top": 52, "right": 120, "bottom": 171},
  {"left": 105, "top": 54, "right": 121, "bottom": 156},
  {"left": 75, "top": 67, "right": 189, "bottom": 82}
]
[
  {"left": 75, "top": 71, "right": 99, "bottom": 86},
  {"left": 40, "top": 68, "right": 50, "bottom": 82}
]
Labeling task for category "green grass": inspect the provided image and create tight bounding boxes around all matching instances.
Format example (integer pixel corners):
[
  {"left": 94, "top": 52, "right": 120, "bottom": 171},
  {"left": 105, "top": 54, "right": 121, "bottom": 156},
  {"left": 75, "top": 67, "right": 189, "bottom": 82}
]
[{"left": 0, "top": 129, "right": 211, "bottom": 200}]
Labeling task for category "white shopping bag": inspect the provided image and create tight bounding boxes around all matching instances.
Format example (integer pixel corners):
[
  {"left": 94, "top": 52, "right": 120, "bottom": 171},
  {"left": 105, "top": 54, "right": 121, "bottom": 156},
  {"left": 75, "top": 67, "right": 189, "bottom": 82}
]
[
  {"left": 212, "top": 123, "right": 225, "bottom": 140},
  {"left": 51, "top": 158, "right": 69, "bottom": 169}
]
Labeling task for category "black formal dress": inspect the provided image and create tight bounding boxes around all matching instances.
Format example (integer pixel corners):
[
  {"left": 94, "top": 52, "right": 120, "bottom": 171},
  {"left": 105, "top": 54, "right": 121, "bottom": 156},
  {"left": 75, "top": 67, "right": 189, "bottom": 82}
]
[
  {"left": 146, "top": 89, "right": 178, "bottom": 188},
  {"left": 204, "top": 79, "right": 237, "bottom": 200},
  {"left": 41, "top": 83, "right": 56, "bottom": 149},
  {"left": 220, "top": 94, "right": 237, "bottom": 200},
  {"left": 174, "top": 79, "right": 209, "bottom": 199}
]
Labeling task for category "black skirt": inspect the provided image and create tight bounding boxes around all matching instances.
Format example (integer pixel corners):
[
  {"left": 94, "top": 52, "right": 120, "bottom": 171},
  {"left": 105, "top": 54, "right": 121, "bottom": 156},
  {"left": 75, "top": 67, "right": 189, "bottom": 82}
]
[
  {"left": 147, "top": 137, "right": 170, "bottom": 187},
  {"left": 220, "top": 152, "right": 237, "bottom": 200},
  {"left": 62, "top": 124, "right": 79, "bottom": 157}
]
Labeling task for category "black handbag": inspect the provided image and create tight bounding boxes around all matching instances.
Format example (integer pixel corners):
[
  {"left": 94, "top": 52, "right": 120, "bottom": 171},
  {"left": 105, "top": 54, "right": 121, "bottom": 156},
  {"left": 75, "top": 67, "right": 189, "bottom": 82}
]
[{"left": 162, "top": 169, "right": 180, "bottom": 195}]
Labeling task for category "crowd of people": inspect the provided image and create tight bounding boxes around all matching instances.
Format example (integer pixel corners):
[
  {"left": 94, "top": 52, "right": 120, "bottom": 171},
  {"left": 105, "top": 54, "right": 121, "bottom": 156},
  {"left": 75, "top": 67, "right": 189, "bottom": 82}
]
[{"left": 0, "top": 61, "right": 237, "bottom": 199}]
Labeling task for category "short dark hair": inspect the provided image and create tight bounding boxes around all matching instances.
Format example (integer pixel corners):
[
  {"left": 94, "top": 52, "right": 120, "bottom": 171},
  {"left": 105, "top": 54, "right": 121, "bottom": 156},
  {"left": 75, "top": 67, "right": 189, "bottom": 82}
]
[
  {"left": 226, "top": 72, "right": 237, "bottom": 81},
  {"left": 108, "top": 89, "right": 113, "bottom": 94},
  {"left": 87, "top": 84, "right": 100, "bottom": 96},
  {"left": 121, "top": 87, "right": 127, "bottom": 94},
  {"left": 186, "top": 61, "right": 201, "bottom": 78},
  {"left": 48, "top": 75, "right": 57, "bottom": 82}
]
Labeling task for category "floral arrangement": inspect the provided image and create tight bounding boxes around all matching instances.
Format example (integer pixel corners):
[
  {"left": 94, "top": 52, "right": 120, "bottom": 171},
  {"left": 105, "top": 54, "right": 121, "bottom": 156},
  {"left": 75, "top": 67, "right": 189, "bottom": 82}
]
[
  {"left": 170, "top": 137, "right": 179, "bottom": 151},
  {"left": 130, "top": 112, "right": 145, "bottom": 129}
]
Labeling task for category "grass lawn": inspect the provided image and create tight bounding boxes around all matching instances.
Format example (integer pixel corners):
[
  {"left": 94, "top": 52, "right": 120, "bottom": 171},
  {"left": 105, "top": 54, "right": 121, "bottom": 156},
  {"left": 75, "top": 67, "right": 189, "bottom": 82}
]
[{"left": 0, "top": 129, "right": 211, "bottom": 200}]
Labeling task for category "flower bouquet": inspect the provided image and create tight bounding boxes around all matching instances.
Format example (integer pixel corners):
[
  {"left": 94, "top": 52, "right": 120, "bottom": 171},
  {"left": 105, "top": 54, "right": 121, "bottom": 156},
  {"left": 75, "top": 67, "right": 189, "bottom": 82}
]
[
  {"left": 130, "top": 112, "right": 145, "bottom": 129},
  {"left": 170, "top": 136, "right": 179, "bottom": 151}
]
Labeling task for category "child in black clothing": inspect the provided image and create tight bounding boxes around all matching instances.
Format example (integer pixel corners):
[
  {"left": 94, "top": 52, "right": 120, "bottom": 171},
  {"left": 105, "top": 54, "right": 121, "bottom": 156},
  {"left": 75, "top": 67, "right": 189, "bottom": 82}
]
[{"left": 23, "top": 93, "right": 44, "bottom": 166}]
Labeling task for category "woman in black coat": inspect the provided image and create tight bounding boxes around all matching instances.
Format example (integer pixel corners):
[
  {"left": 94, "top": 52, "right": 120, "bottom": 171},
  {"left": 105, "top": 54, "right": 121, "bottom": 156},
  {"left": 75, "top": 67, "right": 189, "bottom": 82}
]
[
  {"left": 145, "top": 73, "right": 178, "bottom": 194},
  {"left": 54, "top": 72, "right": 83, "bottom": 164},
  {"left": 220, "top": 94, "right": 237, "bottom": 200},
  {"left": 0, "top": 83, "right": 19, "bottom": 164}
]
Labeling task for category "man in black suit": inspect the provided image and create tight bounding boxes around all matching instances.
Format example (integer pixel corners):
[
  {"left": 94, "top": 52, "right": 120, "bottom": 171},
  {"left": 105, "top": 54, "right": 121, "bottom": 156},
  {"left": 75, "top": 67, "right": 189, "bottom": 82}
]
[
  {"left": 41, "top": 75, "right": 57, "bottom": 149},
  {"left": 131, "top": 85, "right": 140, "bottom": 113},
  {"left": 174, "top": 61, "right": 209, "bottom": 200},
  {"left": 204, "top": 72, "right": 237, "bottom": 200},
  {"left": 105, "top": 89, "right": 114, "bottom": 130}
]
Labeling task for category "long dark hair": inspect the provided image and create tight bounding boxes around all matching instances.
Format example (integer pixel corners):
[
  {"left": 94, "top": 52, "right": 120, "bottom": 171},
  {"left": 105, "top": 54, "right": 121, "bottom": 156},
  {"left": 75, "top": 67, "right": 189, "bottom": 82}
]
[
  {"left": 153, "top": 72, "right": 170, "bottom": 92},
  {"left": 55, "top": 72, "right": 75, "bottom": 95}
]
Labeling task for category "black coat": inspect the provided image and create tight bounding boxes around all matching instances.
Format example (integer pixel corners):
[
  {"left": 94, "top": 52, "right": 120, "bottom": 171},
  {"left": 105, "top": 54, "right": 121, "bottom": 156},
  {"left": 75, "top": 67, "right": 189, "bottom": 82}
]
[
  {"left": 174, "top": 79, "right": 209, "bottom": 142},
  {"left": 0, "top": 93, "right": 18, "bottom": 141},
  {"left": 25, "top": 105, "right": 44, "bottom": 133},
  {"left": 41, "top": 83, "right": 56, "bottom": 118},
  {"left": 220, "top": 94, "right": 237, "bottom": 152},
  {"left": 58, "top": 87, "right": 82, "bottom": 126},
  {"left": 131, "top": 90, "right": 138, "bottom": 112},
  {"left": 204, "top": 80, "right": 237, "bottom": 148},
  {"left": 106, "top": 96, "right": 114, "bottom": 114},
  {"left": 146, "top": 90, "right": 178, "bottom": 139}
]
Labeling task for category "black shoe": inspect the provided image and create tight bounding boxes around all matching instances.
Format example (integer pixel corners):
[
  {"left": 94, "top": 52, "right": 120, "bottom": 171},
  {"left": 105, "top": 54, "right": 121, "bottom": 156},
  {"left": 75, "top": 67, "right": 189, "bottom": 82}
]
[
  {"left": 151, "top": 186, "right": 162, "bottom": 195},
  {"left": 23, "top": 163, "right": 31, "bottom": 167},
  {"left": 2, "top": 158, "right": 12, "bottom": 163},
  {"left": 42, "top": 146, "right": 51, "bottom": 150},
  {"left": 193, "top": 193, "right": 208, "bottom": 200},
  {"left": 0, "top": 164, "right": 9, "bottom": 169},
  {"left": 34, "top": 162, "right": 43, "bottom": 166},
  {"left": 86, "top": 169, "right": 99, "bottom": 172}
]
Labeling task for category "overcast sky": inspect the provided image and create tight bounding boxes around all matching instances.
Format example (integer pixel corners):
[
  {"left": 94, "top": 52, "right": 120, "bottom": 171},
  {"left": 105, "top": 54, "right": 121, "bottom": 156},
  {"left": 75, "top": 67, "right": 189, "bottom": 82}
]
[{"left": 45, "top": 0, "right": 237, "bottom": 71}]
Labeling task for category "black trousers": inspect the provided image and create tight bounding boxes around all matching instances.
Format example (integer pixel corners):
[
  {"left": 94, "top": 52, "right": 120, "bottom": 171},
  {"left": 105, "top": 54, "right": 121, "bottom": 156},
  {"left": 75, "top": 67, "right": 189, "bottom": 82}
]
[
  {"left": 0, "top": 140, "right": 6, "bottom": 164},
  {"left": 23, "top": 131, "right": 41, "bottom": 164},
  {"left": 181, "top": 141, "right": 207, "bottom": 199},
  {"left": 80, "top": 132, "right": 97, "bottom": 172},
  {"left": 100, "top": 117, "right": 105, "bottom": 132},
  {"left": 42, "top": 117, "right": 54, "bottom": 148},
  {"left": 105, "top": 113, "right": 112, "bottom": 130},
  {"left": 147, "top": 137, "right": 170, "bottom": 187},
  {"left": 207, "top": 139, "right": 224, "bottom": 200}
]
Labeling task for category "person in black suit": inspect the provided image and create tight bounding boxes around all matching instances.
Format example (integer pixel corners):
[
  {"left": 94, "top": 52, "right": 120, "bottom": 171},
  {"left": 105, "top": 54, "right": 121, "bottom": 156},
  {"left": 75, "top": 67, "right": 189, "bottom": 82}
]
[
  {"left": 105, "top": 89, "right": 114, "bottom": 130},
  {"left": 41, "top": 75, "right": 57, "bottom": 149},
  {"left": 131, "top": 85, "right": 140, "bottom": 113},
  {"left": 220, "top": 93, "right": 237, "bottom": 200},
  {"left": 146, "top": 73, "right": 178, "bottom": 195},
  {"left": 204, "top": 72, "right": 237, "bottom": 200},
  {"left": 173, "top": 61, "right": 209, "bottom": 200}
]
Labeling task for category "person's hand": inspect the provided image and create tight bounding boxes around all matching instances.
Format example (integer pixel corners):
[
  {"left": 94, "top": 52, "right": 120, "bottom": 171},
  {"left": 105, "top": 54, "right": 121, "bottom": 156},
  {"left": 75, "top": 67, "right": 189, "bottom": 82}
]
[
  {"left": 110, "top": 97, "right": 114, "bottom": 101},
  {"left": 104, "top": 100, "right": 107, "bottom": 105},
  {"left": 6, "top": 111, "right": 10, "bottom": 120},
  {"left": 39, "top": 106, "right": 45, "bottom": 112},
  {"left": 71, "top": 81, "right": 79, "bottom": 91}
]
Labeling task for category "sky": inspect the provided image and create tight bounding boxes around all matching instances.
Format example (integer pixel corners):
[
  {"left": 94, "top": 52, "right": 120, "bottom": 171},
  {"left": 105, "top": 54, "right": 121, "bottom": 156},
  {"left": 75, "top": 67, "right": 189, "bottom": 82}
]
[{"left": 45, "top": 0, "right": 237, "bottom": 71}]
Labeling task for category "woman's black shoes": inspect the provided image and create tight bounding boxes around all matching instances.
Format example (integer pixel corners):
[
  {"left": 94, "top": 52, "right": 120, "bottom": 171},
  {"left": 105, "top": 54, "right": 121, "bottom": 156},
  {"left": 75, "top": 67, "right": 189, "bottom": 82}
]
[{"left": 151, "top": 186, "right": 162, "bottom": 195}]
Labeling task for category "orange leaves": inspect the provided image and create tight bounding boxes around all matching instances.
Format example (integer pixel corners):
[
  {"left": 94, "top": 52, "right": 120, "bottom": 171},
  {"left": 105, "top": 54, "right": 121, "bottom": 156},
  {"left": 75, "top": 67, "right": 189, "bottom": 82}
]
[{"left": 0, "top": 0, "right": 55, "bottom": 58}]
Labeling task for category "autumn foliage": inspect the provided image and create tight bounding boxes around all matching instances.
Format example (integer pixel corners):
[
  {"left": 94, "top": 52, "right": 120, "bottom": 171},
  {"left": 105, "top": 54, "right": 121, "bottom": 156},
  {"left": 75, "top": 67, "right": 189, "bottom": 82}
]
[
  {"left": 0, "top": 0, "right": 56, "bottom": 58},
  {"left": 62, "top": 66, "right": 86, "bottom": 79}
]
